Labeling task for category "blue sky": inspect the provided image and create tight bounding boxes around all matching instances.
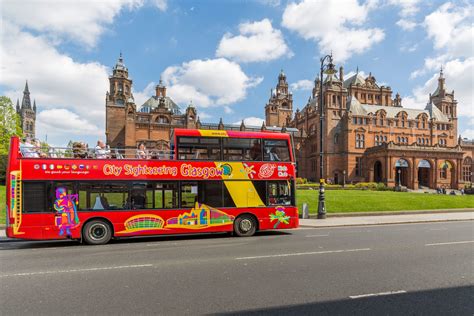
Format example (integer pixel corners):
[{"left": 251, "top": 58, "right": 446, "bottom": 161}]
[{"left": 1, "top": 0, "right": 472, "bottom": 146}]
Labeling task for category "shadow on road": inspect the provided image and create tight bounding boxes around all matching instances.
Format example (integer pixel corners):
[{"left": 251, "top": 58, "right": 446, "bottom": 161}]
[
  {"left": 215, "top": 285, "right": 474, "bottom": 316},
  {"left": 0, "top": 230, "right": 292, "bottom": 250}
]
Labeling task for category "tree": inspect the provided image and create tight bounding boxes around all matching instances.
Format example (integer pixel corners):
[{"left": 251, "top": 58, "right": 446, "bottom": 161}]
[
  {"left": 0, "top": 96, "right": 22, "bottom": 154},
  {"left": 0, "top": 96, "right": 22, "bottom": 183}
]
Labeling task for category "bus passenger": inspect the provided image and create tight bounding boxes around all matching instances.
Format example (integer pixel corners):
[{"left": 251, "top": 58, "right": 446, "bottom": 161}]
[
  {"left": 34, "top": 139, "right": 47, "bottom": 158},
  {"left": 20, "top": 138, "right": 39, "bottom": 158},
  {"left": 95, "top": 140, "right": 110, "bottom": 159},
  {"left": 136, "top": 143, "right": 149, "bottom": 159},
  {"left": 250, "top": 141, "right": 262, "bottom": 160}
]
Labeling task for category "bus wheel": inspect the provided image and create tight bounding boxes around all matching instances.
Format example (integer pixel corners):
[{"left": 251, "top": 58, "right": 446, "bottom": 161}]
[
  {"left": 234, "top": 214, "right": 257, "bottom": 237},
  {"left": 82, "top": 220, "right": 112, "bottom": 245}
]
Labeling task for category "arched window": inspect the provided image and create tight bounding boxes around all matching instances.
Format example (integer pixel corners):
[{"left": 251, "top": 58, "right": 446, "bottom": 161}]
[
  {"left": 375, "top": 135, "right": 379, "bottom": 145},
  {"left": 334, "top": 133, "right": 339, "bottom": 144},
  {"left": 463, "top": 157, "right": 472, "bottom": 182},
  {"left": 156, "top": 116, "right": 169, "bottom": 124}
]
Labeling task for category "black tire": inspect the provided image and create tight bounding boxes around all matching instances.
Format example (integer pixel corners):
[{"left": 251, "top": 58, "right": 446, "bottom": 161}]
[
  {"left": 233, "top": 214, "right": 257, "bottom": 237},
  {"left": 82, "top": 219, "right": 112, "bottom": 245}
]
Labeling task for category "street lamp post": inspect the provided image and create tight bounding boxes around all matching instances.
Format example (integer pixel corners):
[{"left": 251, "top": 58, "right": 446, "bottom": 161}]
[
  {"left": 343, "top": 170, "right": 346, "bottom": 188},
  {"left": 317, "top": 53, "right": 337, "bottom": 219}
]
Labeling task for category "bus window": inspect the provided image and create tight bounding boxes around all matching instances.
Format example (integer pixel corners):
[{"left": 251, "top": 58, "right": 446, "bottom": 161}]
[
  {"left": 267, "top": 181, "right": 292, "bottom": 206},
  {"left": 131, "top": 182, "right": 153, "bottom": 210},
  {"left": 223, "top": 138, "right": 259, "bottom": 161},
  {"left": 263, "top": 140, "right": 290, "bottom": 162},
  {"left": 177, "top": 137, "right": 221, "bottom": 160},
  {"left": 50, "top": 182, "right": 76, "bottom": 212},
  {"left": 156, "top": 182, "right": 178, "bottom": 209},
  {"left": 78, "top": 182, "right": 129, "bottom": 211},
  {"left": 199, "top": 181, "right": 222, "bottom": 207},
  {"left": 181, "top": 182, "right": 198, "bottom": 207},
  {"left": 23, "top": 182, "right": 48, "bottom": 213},
  {"left": 251, "top": 181, "right": 267, "bottom": 206}
]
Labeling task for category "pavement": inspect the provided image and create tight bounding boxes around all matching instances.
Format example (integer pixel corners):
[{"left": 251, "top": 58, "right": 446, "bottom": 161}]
[
  {"left": 301, "top": 211, "right": 474, "bottom": 227},
  {"left": 1, "top": 221, "right": 473, "bottom": 315}
]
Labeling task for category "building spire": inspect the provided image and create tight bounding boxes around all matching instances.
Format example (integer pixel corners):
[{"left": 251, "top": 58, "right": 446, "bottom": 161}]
[
  {"left": 24, "top": 80, "right": 29, "bottom": 93},
  {"left": 21, "top": 80, "right": 32, "bottom": 109}
]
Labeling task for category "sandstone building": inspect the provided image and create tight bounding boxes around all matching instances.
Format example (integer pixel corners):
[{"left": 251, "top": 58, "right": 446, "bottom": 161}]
[{"left": 265, "top": 67, "right": 473, "bottom": 189}]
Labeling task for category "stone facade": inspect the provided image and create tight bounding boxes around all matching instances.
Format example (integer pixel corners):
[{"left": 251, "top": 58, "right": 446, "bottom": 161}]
[
  {"left": 105, "top": 54, "right": 198, "bottom": 154},
  {"left": 270, "top": 67, "right": 472, "bottom": 189},
  {"left": 16, "top": 81, "right": 36, "bottom": 139}
]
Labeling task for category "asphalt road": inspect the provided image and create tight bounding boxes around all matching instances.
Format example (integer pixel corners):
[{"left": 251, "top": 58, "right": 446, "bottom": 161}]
[{"left": 1, "top": 221, "right": 473, "bottom": 315}]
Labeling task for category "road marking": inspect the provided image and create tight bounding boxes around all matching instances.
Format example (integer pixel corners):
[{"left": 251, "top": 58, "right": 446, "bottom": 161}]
[
  {"left": 425, "top": 240, "right": 474, "bottom": 246},
  {"left": 305, "top": 234, "right": 329, "bottom": 237},
  {"left": 349, "top": 290, "right": 406, "bottom": 299},
  {"left": 235, "top": 248, "right": 371, "bottom": 260},
  {"left": 0, "top": 264, "right": 153, "bottom": 278},
  {"left": 429, "top": 228, "right": 447, "bottom": 231}
]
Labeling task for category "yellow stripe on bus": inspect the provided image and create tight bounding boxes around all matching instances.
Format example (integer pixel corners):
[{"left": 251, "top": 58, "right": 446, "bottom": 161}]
[
  {"left": 198, "top": 130, "right": 229, "bottom": 137},
  {"left": 216, "top": 162, "right": 265, "bottom": 207}
]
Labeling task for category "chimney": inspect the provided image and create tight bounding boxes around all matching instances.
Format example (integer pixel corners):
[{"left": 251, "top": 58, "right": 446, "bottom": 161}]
[{"left": 339, "top": 66, "right": 344, "bottom": 82}]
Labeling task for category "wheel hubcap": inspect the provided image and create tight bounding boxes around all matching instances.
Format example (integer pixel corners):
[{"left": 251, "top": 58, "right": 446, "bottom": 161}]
[
  {"left": 240, "top": 219, "right": 252, "bottom": 232},
  {"left": 89, "top": 223, "right": 107, "bottom": 241}
]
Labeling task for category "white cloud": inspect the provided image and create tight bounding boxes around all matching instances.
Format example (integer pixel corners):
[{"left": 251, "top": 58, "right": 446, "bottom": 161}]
[
  {"left": 424, "top": 2, "right": 473, "bottom": 58},
  {"left": 389, "top": 0, "right": 420, "bottom": 31},
  {"left": 282, "top": 0, "right": 384, "bottom": 62},
  {"left": 152, "top": 0, "right": 167, "bottom": 11},
  {"left": 133, "top": 82, "right": 157, "bottom": 108},
  {"left": 233, "top": 117, "right": 265, "bottom": 126},
  {"left": 460, "top": 129, "right": 474, "bottom": 139},
  {"left": 290, "top": 80, "right": 313, "bottom": 91},
  {"left": 1, "top": 22, "right": 109, "bottom": 131},
  {"left": 404, "top": 58, "right": 474, "bottom": 120},
  {"left": 396, "top": 18, "right": 417, "bottom": 31},
  {"left": 1, "top": 0, "right": 144, "bottom": 48},
  {"left": 216, "top": 19, "right": 292, "bottom": 63},
  {"left": 162, "top": 58, "right": 263, "bottom": 108}
]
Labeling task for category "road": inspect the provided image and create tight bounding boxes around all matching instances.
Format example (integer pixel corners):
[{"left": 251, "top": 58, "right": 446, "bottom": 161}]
[{"left": 1, "top": 221, "right": 473, "bottom": 315}]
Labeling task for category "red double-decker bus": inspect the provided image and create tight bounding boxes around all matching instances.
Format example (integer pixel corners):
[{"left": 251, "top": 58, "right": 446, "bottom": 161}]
[{"left": 5, "top": 129, "right": 298, "bottom": 245}]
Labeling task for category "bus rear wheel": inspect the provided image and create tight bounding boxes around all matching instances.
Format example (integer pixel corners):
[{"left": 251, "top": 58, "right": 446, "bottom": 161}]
[
  {"left": 234, "top": 214, "right": 257, "bottom": 237},
  {"left": 82, "top": 220, "right": 112, "bottom": 245}
]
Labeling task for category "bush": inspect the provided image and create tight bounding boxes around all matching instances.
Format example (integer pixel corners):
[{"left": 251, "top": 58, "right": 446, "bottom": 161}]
[{"left": 296, "top": 177, "right": 308, "bottom": 185}]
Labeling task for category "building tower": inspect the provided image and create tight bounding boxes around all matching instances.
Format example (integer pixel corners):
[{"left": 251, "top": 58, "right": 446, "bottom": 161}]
[
  {"left": 106, "top": 53, "right": 134, "bottom": 147},
  {"left": 17, "top": 81, "right": 36, "bottom": 139},
  {"left": 265, "top": 70, "right": 293, "bottom": 127}
]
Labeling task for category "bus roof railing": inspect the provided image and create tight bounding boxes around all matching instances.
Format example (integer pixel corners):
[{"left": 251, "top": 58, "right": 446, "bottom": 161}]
[{"left": 18, "top": 145, "right": 175, "bottom": 160}]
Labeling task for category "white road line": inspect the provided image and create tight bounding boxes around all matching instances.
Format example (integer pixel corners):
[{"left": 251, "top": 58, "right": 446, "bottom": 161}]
[
  {"left": 305, "top": 234, "right": 329, "bottom": 237},
  {"left": 0, "top": 264, "right": 153, "bottom": 278},
  {"left": 425, "top": 240, "right": 474, "bottom": 246},
  {"left": 349, "top": 290, "right": 407, "bottom": 299},
  {"left": 235, "top": 248, "right": 371, "bottom": 260}
]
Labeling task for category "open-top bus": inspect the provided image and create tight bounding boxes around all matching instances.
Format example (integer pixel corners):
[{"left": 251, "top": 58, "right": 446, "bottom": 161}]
[{"left": 5, "top": 129, "right": 298, "bottom": 245}]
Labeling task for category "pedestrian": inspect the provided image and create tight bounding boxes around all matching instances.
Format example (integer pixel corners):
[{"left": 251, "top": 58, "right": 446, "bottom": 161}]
[{"left": 460, "top": 188, "right": 465, "bottom": 195}]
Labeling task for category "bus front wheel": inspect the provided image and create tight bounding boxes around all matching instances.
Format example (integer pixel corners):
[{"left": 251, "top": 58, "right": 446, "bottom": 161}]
[
  {"left": 82, "top": 219, "right": 112, "bottom": 245},
  {"left": 234, "top": 214, "right": 257, "bottom": 237}
]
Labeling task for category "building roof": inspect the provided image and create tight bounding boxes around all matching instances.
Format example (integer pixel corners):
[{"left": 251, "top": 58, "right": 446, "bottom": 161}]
[
  {"left": 343, "top": 73, "right": 365, "bottom": 88},
  {"left": 139, "top": 96, "right": 181, "bottom": 114},
  {"left": 346, "top": 96, "right": 449, "bottom": 121}
]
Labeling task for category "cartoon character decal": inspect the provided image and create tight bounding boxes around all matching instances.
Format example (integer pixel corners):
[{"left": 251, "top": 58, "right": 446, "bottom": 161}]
[
  {"left": 269, "top": 206, "right": 290, "bottom": 228},
  {"left": 54, "top": 187, "right": 80, "bottom": 236}
]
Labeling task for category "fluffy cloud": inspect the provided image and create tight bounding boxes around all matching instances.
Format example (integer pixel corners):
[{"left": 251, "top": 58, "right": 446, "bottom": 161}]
[
  {"left": 389, "top": 0, "right": 420, "bottom": 31},
  {"left": 162, "top": 58, "right": 263, "bottom": 108},
  {"left": 290, "top": 80, "right": 313, "bottom": 91},
  {"left": 36, "top": 109, "right": 103, "bottom": 145},
  {"left": 216, "top": 19, "right": 292, "bottom": 63},
  {"left": 403, "top": 58, "right": 474, "bottom": 122},
  {"left": 404, "top": 2, "right": 473, "bottom": 138},
  {"left": 282, "top": 0, "right": 384, "bottom": 62},
  {"left": 1, "top": 0, "right": 144, "bottom": 48},
  {"left": 424, "top": 2, "right": 473, "bottom": 58},
  {"left": 1, "top": 22, "right": 109, "bottom": 131},
  {"left": 233, "top": 117, "right": 265, "bottom": 126}
]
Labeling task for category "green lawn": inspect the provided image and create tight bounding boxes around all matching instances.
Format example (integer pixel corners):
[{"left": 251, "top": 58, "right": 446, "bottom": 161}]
[{"left": 297, "top": 189, "right": 474, "bottom": 213}]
